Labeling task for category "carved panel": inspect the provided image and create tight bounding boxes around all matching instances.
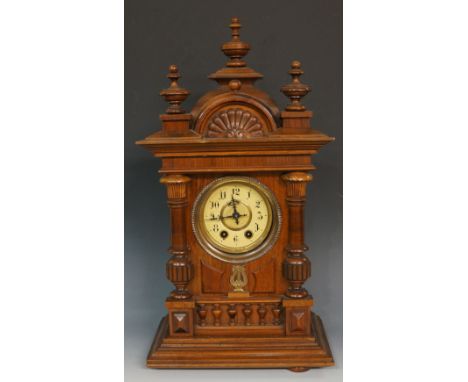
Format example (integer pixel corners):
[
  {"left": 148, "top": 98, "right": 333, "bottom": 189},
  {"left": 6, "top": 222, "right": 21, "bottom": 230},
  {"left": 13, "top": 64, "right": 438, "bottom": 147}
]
[
  {"left": 172, "top": 312, "right": 189, "bottom": 333},
  {"left": 285, "top": 308, "right": 310, "bottom": 336},
  {"left": 206, "top": 108, "right": 266, "bottom": 138},
  {"left": 169, "top": 310, "right": 193, "bottom": 336},
  {"left": 201, "top": 261, "right": 225, "bottom": 294},
  {"left": 250, "top": 258, "right": 276, "bottom": 293},
  {"left": 289, "top": 310, "right": 305, "bottom": 333}
]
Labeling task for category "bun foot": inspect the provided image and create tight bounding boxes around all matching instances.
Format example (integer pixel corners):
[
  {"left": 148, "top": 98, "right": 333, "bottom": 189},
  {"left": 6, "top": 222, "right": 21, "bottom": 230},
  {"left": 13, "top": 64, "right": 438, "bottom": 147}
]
[{"left": 288, "top": 367, "right": 310, "bottom": 372}]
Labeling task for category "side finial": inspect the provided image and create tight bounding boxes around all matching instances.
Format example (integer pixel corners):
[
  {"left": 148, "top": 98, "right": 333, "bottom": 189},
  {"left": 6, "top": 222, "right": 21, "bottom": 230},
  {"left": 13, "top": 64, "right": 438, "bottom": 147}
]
[
  {"left": 221, "top": 17, "right": 250, "bottom": 67},
  {"left": 280, "top": 61, "right": 310, "bottom": 111},
  {"left": 160, "top": 64, "right": 190, "bottom": 114}
]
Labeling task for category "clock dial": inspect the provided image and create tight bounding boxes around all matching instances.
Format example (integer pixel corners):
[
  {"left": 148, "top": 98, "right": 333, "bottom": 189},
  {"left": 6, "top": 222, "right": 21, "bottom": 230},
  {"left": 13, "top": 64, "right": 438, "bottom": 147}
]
[{"left": 193, "top": 177, "right": 281, "bottom": 263}]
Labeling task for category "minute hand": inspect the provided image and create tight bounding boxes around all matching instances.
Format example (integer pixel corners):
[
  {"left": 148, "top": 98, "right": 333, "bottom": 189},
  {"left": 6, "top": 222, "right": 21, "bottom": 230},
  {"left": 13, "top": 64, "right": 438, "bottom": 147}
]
[
  {"left": 205, "top": 213, "right": 247, "bottom": 221},
  {"left": 220, "top": 213, "right": 247, "bottom": 221}
]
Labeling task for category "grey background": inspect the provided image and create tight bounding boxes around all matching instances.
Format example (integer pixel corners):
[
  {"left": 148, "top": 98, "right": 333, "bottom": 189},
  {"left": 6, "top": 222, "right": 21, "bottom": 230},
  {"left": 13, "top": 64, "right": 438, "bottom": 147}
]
[{"left": 125, "top": 0, "right": 342, "bottom": 381}]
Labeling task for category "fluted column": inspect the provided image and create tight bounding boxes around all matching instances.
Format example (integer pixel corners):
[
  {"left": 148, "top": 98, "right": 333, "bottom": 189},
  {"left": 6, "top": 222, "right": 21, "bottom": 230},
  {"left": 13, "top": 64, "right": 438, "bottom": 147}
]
[
  {"left": 281, "top": 172, "right": 313, "bottom": 298},
  {"left": 160, "top": 174, "right": 193, "bottom": 300}
]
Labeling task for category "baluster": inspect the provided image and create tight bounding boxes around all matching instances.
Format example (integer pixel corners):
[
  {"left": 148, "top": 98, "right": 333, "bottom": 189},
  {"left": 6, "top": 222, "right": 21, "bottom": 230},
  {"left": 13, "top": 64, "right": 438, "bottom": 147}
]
[
  {"left": 197, "top": 304, "right": 207, "bottom": 326},
  {"left": 272, "top": 304, "right": 281, "bottom": 325},
  {"left": 212, "top": 304, "right": 222, "bottom": 326},
  {"left": 258, "top": 303, "right": 267, "bottom": 326},
  {"left": 227, "top": 304, "right": 237, "bottom": 326},
  {"left": 243, "top": 303, "right": 252, "bottom": 326}
]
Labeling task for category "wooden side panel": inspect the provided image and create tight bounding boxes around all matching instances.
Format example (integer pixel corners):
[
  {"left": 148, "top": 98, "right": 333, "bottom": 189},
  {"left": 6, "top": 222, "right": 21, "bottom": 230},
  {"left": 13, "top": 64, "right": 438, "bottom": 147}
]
[
  {"left": 200, "top": 260, "right": 226, "bottom": 294},
  {"left": 165, "top": 300, "right": 195, "bottom": 337},
  {"left": 250, "top": 258, "right": 276, "bottom": 293},
  {"left": 285, "top": 309, "right": 311, "bottom": 336}
]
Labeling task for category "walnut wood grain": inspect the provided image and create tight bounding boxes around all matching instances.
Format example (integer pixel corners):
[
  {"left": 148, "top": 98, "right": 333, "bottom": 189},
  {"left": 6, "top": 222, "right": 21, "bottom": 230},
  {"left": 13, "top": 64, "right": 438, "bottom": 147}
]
[{"left": 138, "top": 17, "right": 335, "bottom": 371}]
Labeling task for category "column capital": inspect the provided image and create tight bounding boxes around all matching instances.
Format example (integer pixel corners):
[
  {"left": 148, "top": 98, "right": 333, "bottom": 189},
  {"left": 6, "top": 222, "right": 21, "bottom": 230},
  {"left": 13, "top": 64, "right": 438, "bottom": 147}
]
[
  {"left": 281, "top": 172, "right": 313, "bottom": 183},
  {"left": 282, "top": 172, "right": 312, "bottom": 201},
  {"left": 160, "top": 175, "right": 191, "bottom": 201},
  {"left": 160, "top": 174, "right": 191, "bottom": 185}
]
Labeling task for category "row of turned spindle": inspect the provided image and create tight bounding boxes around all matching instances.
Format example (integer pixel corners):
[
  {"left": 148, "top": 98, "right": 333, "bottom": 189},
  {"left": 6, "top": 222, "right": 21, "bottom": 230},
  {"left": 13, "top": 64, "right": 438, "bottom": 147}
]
[{"left": 196, "top": 302, "right": 282, "bottom": 326}]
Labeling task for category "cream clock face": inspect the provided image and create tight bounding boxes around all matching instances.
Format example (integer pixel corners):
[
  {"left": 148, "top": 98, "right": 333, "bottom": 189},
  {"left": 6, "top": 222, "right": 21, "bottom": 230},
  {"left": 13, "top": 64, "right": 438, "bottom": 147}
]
[{"left": 192, "top": 177, "right": 281, "bottom": 263}]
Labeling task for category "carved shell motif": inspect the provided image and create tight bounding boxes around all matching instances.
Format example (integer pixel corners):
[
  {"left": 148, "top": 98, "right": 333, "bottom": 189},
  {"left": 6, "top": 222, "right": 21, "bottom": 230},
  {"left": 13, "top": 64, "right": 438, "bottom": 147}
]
[{"left": 206, "top": 108, "right": 265, "bottom": 138}]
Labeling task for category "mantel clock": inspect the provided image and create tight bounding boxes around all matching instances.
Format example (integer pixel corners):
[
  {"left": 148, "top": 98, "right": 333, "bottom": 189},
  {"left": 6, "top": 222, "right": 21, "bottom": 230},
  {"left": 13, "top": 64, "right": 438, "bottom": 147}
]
[{"left": 137, "top": 18, "right": 335, "bottom": 372}]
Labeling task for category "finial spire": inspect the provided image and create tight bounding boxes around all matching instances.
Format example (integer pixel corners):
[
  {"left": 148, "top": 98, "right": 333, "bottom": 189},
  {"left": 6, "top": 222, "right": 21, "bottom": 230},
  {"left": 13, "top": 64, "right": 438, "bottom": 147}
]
[
  {"left": 160, "top": 65, "right": 190, "bottom": 114},
  {"left": 281, "top": 61, "right": 311, "bottom": 111},
  {"left": 230, "top": 17, "right": 241, "bottom": 40},
  {"left": 221, "top": 17, "right": 250, "bottom": 68}
]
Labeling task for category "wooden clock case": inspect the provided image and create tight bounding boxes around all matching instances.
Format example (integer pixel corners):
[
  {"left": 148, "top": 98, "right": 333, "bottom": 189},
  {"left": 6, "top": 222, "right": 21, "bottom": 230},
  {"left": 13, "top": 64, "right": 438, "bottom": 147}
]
[{"left": 137, "top": 18, "right": 335, "bottom": 372}]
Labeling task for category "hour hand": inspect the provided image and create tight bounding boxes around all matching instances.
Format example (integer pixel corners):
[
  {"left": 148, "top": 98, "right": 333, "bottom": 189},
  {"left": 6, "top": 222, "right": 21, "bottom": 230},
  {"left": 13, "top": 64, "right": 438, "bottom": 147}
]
[{"left": 228, "top": 195, "right": 240, "bottom": 207}]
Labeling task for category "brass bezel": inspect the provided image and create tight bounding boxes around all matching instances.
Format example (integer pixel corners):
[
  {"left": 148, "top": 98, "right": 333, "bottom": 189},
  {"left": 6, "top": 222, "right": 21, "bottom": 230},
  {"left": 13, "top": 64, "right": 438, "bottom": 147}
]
[{"left": 192, "top": 176, "right": 282, "bottom": 264}]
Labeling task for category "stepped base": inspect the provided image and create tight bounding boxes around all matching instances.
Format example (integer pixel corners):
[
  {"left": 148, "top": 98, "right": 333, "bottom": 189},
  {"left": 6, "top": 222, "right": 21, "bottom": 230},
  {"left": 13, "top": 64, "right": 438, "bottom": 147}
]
[{"left": 147, "top": 312, "right": 334, "bottom": 370}]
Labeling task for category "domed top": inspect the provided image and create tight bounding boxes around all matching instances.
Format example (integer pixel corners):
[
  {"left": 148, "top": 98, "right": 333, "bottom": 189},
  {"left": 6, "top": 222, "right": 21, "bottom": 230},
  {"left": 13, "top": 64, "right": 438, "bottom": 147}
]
[{"left": 138, "top": 16, "right": 334, "bottom": 156}]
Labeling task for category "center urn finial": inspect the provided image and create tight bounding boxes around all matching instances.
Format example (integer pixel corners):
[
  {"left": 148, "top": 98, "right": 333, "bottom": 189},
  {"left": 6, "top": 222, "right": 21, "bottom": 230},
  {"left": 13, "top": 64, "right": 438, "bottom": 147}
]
[{"left": 222, "top": 17, "right": 251, "bottom": 68}]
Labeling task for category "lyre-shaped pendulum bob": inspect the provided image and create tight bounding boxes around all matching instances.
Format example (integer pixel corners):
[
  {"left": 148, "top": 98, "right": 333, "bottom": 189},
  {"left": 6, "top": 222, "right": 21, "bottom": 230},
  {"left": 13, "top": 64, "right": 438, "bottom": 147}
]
[{"left": 229, "top": 265, "right": 249, "bottom": 297}]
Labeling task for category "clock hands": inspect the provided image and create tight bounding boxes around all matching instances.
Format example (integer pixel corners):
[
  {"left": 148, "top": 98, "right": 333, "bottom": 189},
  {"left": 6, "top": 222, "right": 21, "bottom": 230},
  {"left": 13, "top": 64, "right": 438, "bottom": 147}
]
[
  {"left": 207, "top": 195, "right": 247, "bottom": 225},
  {"left": 206, "top": 213, "right": 247, "bottom": 222},
  {"left": 229, "top": 195, "right": 241, "bottom": 225},
  {"left": 205, "top": 195, "right": 246, "bottom": 225}
]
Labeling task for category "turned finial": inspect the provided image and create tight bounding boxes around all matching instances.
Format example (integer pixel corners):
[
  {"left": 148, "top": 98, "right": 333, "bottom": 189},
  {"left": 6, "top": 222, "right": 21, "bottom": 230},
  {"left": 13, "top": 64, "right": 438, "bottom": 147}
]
[
  {"left": 221, "top": 17, "right": 250, "bottom": 67},
  {"left": 281, "top": 61, "right": 311, "bottom": 111},
  {"left": 160, "top": 64, "right": 190, "bottom": 114}
]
